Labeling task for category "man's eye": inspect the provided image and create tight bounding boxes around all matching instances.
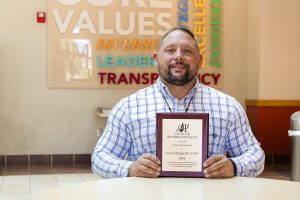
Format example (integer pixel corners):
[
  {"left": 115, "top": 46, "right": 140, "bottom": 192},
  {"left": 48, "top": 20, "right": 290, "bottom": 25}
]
[
  {"left": 183, "top": 49, "right": 192, "bottom": 53},
  {"left": 166, "top": 48, "right": 174, "bottom": 53}
]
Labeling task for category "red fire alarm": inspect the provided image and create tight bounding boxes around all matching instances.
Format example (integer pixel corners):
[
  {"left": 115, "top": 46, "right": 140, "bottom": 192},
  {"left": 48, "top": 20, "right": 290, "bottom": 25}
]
[{"left": 37, "top": 12, "right": 46, "bottom": 23}]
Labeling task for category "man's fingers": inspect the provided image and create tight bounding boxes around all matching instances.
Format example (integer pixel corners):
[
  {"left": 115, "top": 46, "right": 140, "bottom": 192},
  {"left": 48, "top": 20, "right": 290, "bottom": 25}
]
[
  {"left": 129, "top": 161, "right": 159, "bottom": 177},
  {"left": 141, "top": 154, "right": 161, "bottom": 171},
  {"left": 138, "top": 165, "right": 160, "bottom": 177},
  {"left": 203, "top": 155, "right": 223, "bottom": 167},
  {"left": 128, "top": 154, "right": 161, "bottom": 178},
  {"left": 142, "top": 154, "right": 161, "bottom": 165},
  {"left": 205, "top": 166, "right": 227, "bottom": 178},
  {"left": 204, "top": 157, "right": 226, "bottom": 174},
  {"left": 203, "top": 161, "right": 223, "bottom": 174},
  {"left": 203, "top": 155, "right": 234, "bottom": 178},
  {"left": 141, "top": 159, "right": 160, "bottom": 171}
]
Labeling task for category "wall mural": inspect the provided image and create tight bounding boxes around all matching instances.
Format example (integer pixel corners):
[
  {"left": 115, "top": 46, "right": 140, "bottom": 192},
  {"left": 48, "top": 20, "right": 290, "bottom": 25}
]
[{"left": 48, "top": 0, "right": 222, "bottom": 88}]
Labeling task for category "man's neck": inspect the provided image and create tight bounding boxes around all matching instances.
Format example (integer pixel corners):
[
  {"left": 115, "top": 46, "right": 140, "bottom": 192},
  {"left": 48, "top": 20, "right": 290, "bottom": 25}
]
[{"left": 161, "top": 78, "right": 196, "bottom": 100}]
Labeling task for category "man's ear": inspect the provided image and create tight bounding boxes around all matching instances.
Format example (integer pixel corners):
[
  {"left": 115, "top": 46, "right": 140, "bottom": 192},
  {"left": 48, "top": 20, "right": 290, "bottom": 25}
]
[{"left": 153, "top": 52, "right": 158, "bottom": 67}]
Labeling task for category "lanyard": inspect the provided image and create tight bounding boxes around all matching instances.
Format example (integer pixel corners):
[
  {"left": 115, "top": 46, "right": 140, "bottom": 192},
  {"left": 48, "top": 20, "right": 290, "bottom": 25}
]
[{"left": 161, "top": 93, "right": 195, "bottom": 113}]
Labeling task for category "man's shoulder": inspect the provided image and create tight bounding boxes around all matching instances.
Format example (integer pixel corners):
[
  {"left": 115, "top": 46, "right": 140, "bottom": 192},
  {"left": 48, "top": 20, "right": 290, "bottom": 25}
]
[
  {"left": 110, "top": 84, "right": 157, "bottom": 116},
  {"left": 197, "top": 84, "right": 244, "bottom": 113},
  {"left": 115, "top": 84, "right": 157, "bottom": 105},
  {"left": 126, "top": 84, "right": 157, "bottom": 100},
  {"left": 198, "top": 83, "right": 234, "bottom": 100}
]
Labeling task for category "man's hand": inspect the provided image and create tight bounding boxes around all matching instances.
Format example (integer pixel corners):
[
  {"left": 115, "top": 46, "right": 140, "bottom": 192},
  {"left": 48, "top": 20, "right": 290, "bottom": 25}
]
[
  {"left": 128, "top": 154, "right": 161, "bottom": 178},
  {"left": 203, "top": 155, "right": 234, "bottom": 178}
]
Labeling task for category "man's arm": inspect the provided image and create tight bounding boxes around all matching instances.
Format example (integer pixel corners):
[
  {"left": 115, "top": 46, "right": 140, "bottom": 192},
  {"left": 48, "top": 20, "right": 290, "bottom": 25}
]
[
  {"left": 225, "top": 98, "right": 265, "bottom": 177},
  {"left": 203, "top": 99, "right": 264, "bottom": 178},
  {"left": 91, "top": 99, "right": 161, "bottom": 178},
  {"left": 92, "top": 100, "right": 133, "bottom": 178}
]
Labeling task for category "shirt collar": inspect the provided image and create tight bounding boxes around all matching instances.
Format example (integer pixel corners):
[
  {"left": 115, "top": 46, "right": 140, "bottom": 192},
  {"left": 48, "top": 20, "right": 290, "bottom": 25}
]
[{"left": 156, "top": 77, "right": 200, "bottom": 100}]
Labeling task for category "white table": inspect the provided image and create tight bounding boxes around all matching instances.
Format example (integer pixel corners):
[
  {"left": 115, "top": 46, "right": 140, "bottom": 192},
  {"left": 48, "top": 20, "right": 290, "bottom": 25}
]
[{"left": 32, "top": 177, "right": 300, "bottom": 200}]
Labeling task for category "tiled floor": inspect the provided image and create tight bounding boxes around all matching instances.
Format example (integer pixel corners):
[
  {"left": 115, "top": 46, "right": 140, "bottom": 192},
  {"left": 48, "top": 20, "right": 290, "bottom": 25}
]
[
  {"left": 0, "top": 164, "right": 102, "bottom": 200},
  {"left": 0, "top": 164, "right": 291, "bottom": 200},
  {"left": 257, "top": 163, "right": 290, "bottom": 180}
]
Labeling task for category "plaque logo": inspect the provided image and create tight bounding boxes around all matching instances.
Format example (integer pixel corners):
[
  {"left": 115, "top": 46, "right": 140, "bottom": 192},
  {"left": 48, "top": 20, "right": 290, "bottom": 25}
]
[{"left": 177, "top": 123, "right": 189, "bottom": 133}]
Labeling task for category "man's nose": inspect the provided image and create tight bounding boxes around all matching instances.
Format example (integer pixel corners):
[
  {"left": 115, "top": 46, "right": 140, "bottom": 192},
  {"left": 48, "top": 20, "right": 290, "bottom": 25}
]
[{"left": 174, "top": 48, "right": 183, "bottom": 61}]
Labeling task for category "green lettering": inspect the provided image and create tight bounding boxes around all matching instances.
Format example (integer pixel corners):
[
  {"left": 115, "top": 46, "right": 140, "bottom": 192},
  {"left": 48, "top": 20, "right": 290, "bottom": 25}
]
[
  {"left": 211, "top": 7, "right": 221, "bottom": 25},
  {"left": 138, "top": 55, "right": 147, "bottom": 67},
  {"left": 115, "top": 56, "right": 125, "bottom": 66},
  {"left": 210, "top": 26, "right": 221, "bottom": 38},
  {"left": 105, "top": 55, "right": 114, "bottom": 67},
  {"left": 148, "top": 56, "right": 155, "bottom": 67},
  {"left": 97, "top": 55, "right": 114, "bottom": 67},
  {"left": 211, "top": 39, "right": 221, "bottom": 51},
  {"left": 210, "top": 51, "right": 221, "bottom": 68},
  {"left": 210, "top": 0, "right": 222, "bottom": 6},
  {"left": 97, "top": 55, "right": 104, "bottom": 67},
  {"left": 126, "top": 55, "right": 137, "bottom": 68}
]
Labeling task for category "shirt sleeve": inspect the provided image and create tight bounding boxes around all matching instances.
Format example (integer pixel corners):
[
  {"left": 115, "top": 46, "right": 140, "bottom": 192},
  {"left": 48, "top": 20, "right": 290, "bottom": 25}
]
[
  {"left": 225, "top": 98, "right": 265, "bottom": 177},
  {"left": 91, "top": 99, "right": 134, "bottom": 178}
]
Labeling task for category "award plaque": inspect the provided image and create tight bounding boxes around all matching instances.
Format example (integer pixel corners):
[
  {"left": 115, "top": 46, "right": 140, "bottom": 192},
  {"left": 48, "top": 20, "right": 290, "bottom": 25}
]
[{"left": 156, "top": 113, "right": 209, "bottom": 177}]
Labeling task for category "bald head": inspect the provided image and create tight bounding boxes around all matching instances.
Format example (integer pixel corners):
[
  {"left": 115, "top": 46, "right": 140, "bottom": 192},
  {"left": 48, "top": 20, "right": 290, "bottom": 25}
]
[{"left": 157, "top": 27, "right": 199, "bottom": 52}]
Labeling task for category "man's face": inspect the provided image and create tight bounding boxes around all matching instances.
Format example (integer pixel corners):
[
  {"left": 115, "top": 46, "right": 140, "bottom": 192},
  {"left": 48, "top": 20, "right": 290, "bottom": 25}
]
[{"left": 153, "top": 30, "right": 202, "bottom": 86}]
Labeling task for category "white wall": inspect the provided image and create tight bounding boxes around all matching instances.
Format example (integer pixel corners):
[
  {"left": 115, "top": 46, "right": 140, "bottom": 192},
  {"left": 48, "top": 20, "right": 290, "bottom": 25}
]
[
  {"left": 259, "top": 0, "right": 300, "bottom": 99},
  {"left": 222, "top": 0, "right": 248, "bottom": 103},
  {"left": 0, "top": 0, "right": 249, "bottom": 154},
  {"left": 247, "top": 0, "right": 300, "bottom": 100},
  {"left": 247, "top": 0, "right": 260, "bottom": 99}
]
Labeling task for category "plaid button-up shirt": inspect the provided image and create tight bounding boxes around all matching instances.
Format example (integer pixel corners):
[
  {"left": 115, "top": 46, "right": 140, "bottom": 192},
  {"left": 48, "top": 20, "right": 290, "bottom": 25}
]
[{"left": 92, "top": 78, "right": 265, "bottom": 178}]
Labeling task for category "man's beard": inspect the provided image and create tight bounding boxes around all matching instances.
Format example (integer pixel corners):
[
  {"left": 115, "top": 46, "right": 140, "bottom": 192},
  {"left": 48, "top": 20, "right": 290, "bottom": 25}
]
[{"left": 158, "top": 62, "right": 197, "bottom": 86}]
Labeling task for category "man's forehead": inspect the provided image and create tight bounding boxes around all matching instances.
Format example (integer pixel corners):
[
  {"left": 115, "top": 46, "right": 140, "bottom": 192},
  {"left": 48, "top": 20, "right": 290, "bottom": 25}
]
[
  {"left": 161, "top": 30, "right": 196, "bottom": 47},
  {"left": 164, "top": 30, "right": 191, "bottom": 40}
]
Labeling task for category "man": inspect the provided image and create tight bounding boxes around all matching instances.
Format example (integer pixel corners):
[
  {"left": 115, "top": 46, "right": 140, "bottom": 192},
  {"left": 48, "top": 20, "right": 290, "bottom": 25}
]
[{"left": 92, "top": 27, "right": 265, "bottom": 179}]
